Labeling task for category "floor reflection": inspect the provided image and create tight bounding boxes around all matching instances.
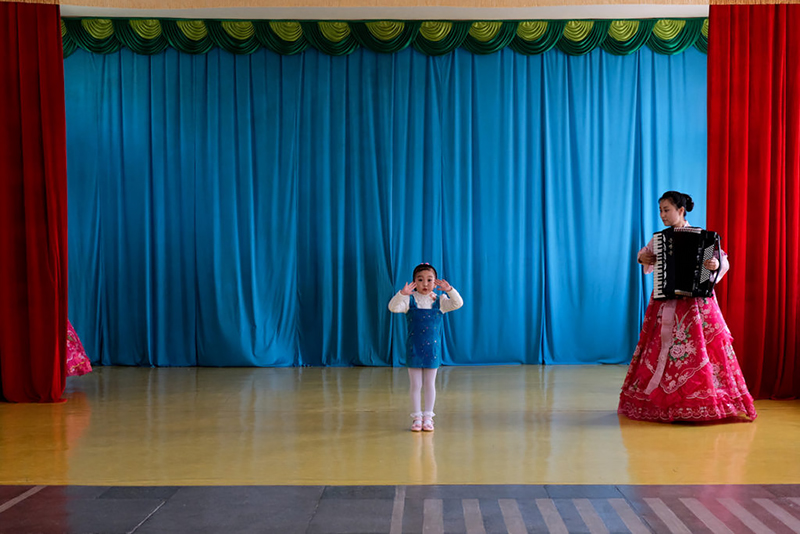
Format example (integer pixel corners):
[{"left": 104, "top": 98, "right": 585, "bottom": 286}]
[
  {"left": 0, "top": 366, "right": 797, "bottom": 486},
  {"left": 408, "top": 433, "right": 438, "bottom": 484}
]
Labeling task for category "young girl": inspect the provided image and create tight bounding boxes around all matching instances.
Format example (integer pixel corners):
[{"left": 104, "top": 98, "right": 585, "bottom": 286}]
[
  {"left": 389, "top": 263, "right": 463, "bottom": 432},
  {"left": 618, "top": 191, "right": 757, "bottom": 422}
]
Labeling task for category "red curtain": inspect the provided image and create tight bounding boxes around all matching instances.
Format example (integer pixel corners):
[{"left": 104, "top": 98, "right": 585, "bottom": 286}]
[
  {"left": 0, "top": 2, "right": 68, "bottom": 402},
  {"left": 707, "top": 4, "right": 800, "bottom": 399}
]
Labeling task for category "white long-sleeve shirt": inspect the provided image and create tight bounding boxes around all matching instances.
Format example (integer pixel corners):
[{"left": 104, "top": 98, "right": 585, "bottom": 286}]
[{"left": 387, "top": 289, "right": 464, "bottom": 314}]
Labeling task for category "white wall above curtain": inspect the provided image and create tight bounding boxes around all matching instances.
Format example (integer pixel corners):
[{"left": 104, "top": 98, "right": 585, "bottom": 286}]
[{"left": 64, "top": 45, "right": 707, "bottom": 367}]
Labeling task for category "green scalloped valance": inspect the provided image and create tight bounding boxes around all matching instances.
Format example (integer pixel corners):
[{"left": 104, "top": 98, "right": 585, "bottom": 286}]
[{"left": 61, "top": 18, "right": 709, "bottom": 58}]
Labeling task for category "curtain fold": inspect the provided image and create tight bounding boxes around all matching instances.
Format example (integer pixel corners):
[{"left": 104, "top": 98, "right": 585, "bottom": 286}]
[
  {"left": 509, "top": 20, "right": 565, "bottom": 56},
  {"left": 556, "top": 20, "right": 612, "bottom": 56},
  {"left": 601, "top": 20, "right": 656, "bottom": 56},
  {"left": 412, "top": 21, "right": 471, "bottom": 56},
  {"left": 645, "top": 19, "right": 704, "bottom": 55},
  {"left": 254, "top": 21, "right": 309, "bottom": 55},
  {"left": 65, "top": 46, "right": 707, "bottom": 367},
  {"left": 0, "top": 2, "right": 68, "bottom": 401},
  {"left": 112, "top": 19, "right": 169, "bottom": 55},
  {"left": 707, "top": 4, "right": 800, "bottom": 399},
  {"left": 460, "top": 22, "right": 518, "bottom": 55}
]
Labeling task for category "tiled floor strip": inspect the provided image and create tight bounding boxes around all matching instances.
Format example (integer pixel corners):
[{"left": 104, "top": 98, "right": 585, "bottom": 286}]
[
  {"left": 0, "top": 486, "right": 45, "bottom": 514},
  {"left": 573, "top": 498, "right": 610, "bottom": 534},
  {"left": 755, "top": 497, "right": 800, "bottom": 533},
  {"left": 719, "top": 497, "right": 775, "bottom": 534},
  {"left": 422, "top": 498, "right": 443, "bottom": 534},
  {"left": 1, "top": 485, "right": 800, "bottom": 533},
  {"left": 498, "top": 498, "right": 528, "bottom": 534},
  {"left": 389, "top": 485, "right": 405, "bottom": 534},
  {"left": 680, "top": 497, "right": 734, "bottom": 534},
  {"left": 461, "top": 498, "right": 487, "bottom": 534},
  {"left": 644, "top": 497, "right": 692, "bottom": 534},
  {"left": 536, "top": 498, "right": 569, "bottom": 534},
  {"left": 609, "top": 497, "right": 652, "bottom": 534}
]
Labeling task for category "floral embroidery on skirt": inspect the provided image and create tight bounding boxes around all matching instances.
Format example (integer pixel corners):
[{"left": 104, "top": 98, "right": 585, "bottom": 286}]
[{"left": 618, "top": 295, "right": 756, "bottom": 422}]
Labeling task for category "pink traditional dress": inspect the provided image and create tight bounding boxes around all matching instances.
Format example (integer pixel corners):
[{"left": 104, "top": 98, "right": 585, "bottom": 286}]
[
  {"left": 67, "top": 321, "right": 93, "bottom": 377},
  {"left": 618, "top": 230, "right": 757, "bottom": 422}
]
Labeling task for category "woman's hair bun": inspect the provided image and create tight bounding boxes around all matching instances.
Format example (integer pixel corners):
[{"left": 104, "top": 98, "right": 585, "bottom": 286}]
[
  {"left": 682, "top": 193, "right": 694, "bottom": 212},
  {"left": 659, "top": 190, "right": 694, "bottom": 213}
]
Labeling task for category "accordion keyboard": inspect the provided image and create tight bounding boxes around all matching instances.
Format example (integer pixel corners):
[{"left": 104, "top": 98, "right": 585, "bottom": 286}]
[
  {"left": 652, "top": 233, "right": 667, "bottom": 300},
  {"left": 700, "top": 244, "right": 715, "bottom": 284}
]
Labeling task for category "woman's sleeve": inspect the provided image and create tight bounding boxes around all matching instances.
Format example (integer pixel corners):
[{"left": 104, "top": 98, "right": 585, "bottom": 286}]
[
  {"left": 637, "top": 237, "right": 655, "bottom": 275},
  {"left": 715, "top": 249, "right": 730, "bottom": 282},
  {"left": 388, "top": 291, "right": 410, "bottom": 313}
]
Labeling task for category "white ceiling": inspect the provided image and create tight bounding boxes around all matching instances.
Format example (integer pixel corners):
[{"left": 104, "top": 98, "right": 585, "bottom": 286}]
[{"left": 59, "top": 3, "right": 710, "bottom": 20}]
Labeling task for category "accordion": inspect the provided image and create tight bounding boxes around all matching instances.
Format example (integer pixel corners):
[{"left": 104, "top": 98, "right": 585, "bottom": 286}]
[{"left": 652, "top": 227, "right": 721, "bottom": 300}]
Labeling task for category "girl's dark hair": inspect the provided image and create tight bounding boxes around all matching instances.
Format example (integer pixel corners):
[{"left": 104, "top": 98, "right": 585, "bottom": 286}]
[
  {"left": 659, "top": 191, "right": 694, "bottom": 213},
  {"left": 412, "top": 263, "right": 437, "bottom": 279}
]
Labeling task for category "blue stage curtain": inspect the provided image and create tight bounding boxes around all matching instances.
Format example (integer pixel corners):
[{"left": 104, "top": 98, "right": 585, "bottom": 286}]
[{"left": 64, "top": 46, "right": 707, "bottom": 367}]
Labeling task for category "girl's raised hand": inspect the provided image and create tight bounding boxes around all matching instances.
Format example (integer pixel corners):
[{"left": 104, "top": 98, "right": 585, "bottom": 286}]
[
  {"left": 436, "top": 279, "right": 452, "bottom": 292},
  {"left": 400, "top": 282, "right": 417, "bottom": 295}
]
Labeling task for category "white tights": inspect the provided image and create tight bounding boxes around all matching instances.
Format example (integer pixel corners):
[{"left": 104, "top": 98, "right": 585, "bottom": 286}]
[{"left": 408, "top": 368, "right": 437, "bottom": 416}]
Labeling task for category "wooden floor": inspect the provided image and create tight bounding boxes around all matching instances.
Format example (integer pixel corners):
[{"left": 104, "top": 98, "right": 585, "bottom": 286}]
[
  {"left": 1, "top": 365, "right": 797, "bottom": 487},
  {"left": 2, "top": 366, "right": 800, "bottom": 533}
]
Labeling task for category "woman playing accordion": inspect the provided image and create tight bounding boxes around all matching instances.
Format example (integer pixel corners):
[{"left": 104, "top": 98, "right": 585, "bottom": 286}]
[{"left": 618, "top": 191, "right": 756, "bottom": 422}]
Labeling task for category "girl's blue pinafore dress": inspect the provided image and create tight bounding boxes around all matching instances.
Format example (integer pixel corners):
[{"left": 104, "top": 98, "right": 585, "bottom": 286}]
[{"left": 406, "top": 294, "right": 443, "bottom": 369}]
